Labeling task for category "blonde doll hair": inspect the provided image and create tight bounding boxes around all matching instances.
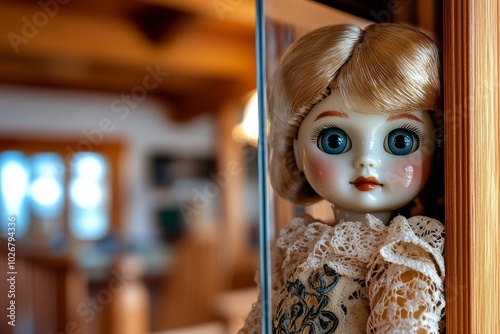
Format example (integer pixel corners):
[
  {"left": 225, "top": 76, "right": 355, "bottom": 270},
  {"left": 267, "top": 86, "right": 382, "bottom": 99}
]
[{"left": 269, "top": 23, "right": 442, "bottom": 205}]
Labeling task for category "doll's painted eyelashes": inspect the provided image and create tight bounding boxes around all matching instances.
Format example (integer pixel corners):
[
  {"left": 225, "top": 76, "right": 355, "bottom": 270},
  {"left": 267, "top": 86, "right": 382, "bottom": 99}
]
[
  {"left": 316, "top": 127, "right": 352, "bottom": 155},
  {"left": 310, "top": 123, "right": 337, "bottom": 142},
  {"left": 384, "top": 126, "right": 422, "bottom": 155},
  {"left": 400, "top": 123, "right": 425, "bottom": 139}
]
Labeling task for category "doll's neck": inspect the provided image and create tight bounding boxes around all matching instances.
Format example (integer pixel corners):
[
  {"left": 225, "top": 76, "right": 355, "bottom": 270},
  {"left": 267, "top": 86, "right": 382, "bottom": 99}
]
[{"left": 332, "top": 205, "right": 392, "bottom": 225}]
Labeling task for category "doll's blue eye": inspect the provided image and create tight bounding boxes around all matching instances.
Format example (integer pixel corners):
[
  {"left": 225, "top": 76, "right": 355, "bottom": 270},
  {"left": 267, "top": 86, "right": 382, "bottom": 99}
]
[
  {"left": 317, "top": 128, "right": 351, "bottom": 155},
  {"left": 385, "top": 129, "right": 419, "bottom": 155}
]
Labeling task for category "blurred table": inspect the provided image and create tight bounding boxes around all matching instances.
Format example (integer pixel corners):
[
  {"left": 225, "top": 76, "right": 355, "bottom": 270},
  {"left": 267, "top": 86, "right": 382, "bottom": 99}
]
[
  {"left": 213, "top": 287, "right": 258, "bottom": 334},
  {"left": 150, "top": 322, "right": 227, "bottom": 334}
]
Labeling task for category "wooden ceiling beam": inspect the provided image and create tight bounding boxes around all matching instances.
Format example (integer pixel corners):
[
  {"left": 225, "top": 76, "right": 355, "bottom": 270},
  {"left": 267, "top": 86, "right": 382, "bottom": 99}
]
[
  {"left": 0, "top": 0, "right": 256, "bottom": 120},
  {"left": 0, "top": 2, "right": 255, "bottom": 81},
  {"left": 138, "top": 0, "right": 256, "bottom": 27}
]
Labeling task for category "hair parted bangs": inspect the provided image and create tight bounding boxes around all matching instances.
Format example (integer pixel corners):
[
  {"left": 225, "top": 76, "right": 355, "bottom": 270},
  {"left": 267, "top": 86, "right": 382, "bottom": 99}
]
[
  {"left": 334, "top": 24, "right": 441, "bottom": 115},
  {"left": 268, "top": 23, "right": 442, "bottom": 205}
]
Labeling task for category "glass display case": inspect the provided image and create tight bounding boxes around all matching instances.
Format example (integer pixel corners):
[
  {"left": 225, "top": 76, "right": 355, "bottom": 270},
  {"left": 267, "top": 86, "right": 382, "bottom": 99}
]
[
  {"left": 257, "top": 0, "right": 450, "bottom": 333},
  {"left": 252, "top": 0, "right": 499, "bottom": 333}
]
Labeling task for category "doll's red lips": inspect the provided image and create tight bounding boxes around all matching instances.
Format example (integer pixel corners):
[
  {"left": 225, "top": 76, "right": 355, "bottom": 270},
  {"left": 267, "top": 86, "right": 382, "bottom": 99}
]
[{"left": 350, "top": 177, "right": 382, "bottom": 191}]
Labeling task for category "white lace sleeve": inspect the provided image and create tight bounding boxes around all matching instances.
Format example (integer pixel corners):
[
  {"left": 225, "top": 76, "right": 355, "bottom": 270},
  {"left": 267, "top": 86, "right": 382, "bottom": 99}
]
[{"left": 366, "top": 215, "right": 445, "bottom": 333}]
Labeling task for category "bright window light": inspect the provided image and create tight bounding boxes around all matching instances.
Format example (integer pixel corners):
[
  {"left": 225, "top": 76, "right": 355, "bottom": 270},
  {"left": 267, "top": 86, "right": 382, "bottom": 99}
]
[
  {"left": 69, "top": 153, "right": 109, "bottom": 240},
  {"left": 0, "top": 151, "right": 30, "bottom": 237},
  {"left": 1, "top": 160, "right": 29, "bottom": 214},
  {"left": 70, "top": 179, "right": 103, "bottom": 208},
  {"left": 75, "top": 154, "right": 105, "bottom": 179},
  {"left": 0, "top": 149, "right": 112, "bottom": 240},
  {"left": 31, "top": 177, "right": 62, "bottom": 206},
  {"left": 30, "top": 153, "right": 64, "bottom": 221},
  {"left": 71, "top": 211, "right": 108, "bottom": 240}
]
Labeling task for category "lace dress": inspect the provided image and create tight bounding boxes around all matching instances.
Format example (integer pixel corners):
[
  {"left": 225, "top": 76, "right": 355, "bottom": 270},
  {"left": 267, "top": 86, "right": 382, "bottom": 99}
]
[{"left": 240, "top": 214, "right": 445, "bottom": 333}]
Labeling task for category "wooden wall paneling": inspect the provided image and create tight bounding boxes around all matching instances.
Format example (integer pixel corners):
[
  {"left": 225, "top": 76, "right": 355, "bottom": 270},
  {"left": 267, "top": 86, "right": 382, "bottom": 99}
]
[
  {"left": 216, "top": 99, "right": 248, "bottom": 283},
  {"left": 443, "top": 0, "right": 500, "bottom": 333}
]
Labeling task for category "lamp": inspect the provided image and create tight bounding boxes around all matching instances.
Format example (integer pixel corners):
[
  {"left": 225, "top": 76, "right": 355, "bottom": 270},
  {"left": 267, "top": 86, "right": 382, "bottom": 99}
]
[{"left": 233, "top": 91, "right": 259, "bottom": 146}]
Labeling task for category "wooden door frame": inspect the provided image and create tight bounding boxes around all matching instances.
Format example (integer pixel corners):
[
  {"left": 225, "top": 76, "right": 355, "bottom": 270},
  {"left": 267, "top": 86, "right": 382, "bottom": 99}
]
[{"left": 443, "top": 0, "right": 499, "bottom": 332}]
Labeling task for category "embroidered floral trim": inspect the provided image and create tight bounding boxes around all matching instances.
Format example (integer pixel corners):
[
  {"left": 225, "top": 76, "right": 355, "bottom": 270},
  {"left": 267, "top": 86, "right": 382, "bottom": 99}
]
[{"left": 274, "top": 264, "right": 340, "bottom": 334}]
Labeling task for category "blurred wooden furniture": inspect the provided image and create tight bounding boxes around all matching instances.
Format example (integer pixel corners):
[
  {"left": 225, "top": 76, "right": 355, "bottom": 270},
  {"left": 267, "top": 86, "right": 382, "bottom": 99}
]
[
  {"left": 155, "top": 226, "right": 228, "bottom": 330},
  {"left": 151, "top": 321, "right": 227, "bottom": 334},
  {"left": 213, "top": 287, "right": 258, "bottom": 334},
  {"left": 0, "top": 241, "right": 88, "bottom": 334},
  {"left": 108, "top": 255, "right": 150, "bottom": 334}
]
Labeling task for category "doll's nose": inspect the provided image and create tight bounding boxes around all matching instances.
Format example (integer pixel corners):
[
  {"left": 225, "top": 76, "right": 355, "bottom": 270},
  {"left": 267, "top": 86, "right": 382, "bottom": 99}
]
[{"left": 353, "top": 155, "right": 380, "bottom": 169}]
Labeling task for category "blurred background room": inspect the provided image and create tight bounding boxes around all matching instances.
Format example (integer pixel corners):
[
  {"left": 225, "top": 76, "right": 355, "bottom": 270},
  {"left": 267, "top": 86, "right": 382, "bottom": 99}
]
[
  {"left": 0, "top": 0, "right": 441, "bottom": 333},
  {"left": 0, "top": 0, "right": 260, "bottom": 333}
]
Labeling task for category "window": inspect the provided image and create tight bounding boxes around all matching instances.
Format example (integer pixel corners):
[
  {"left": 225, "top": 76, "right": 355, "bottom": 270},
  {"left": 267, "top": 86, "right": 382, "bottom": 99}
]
[
  {"left": 0, "top": 137, "right": 122, "bottom": 241},
  {"left": 69, "top": 153, "right": 109, "bottom": 239},
  {"left": 30, "top": 153, "right": 65, "bottom": 235},
  {"left": 0, "top": 151, "right": 30, "bottom": 237}
]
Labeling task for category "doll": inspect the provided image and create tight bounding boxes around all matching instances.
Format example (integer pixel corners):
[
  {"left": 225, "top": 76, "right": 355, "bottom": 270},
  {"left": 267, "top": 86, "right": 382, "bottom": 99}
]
[{"left": 240, "top": 23, "right": 445, "bottom": 333}]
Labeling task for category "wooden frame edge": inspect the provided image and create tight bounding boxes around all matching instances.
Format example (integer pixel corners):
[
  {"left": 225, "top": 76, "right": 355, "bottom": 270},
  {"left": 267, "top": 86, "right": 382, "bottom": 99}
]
[{"left": 443, "top": 0, "right": 500, "bottom": 332}]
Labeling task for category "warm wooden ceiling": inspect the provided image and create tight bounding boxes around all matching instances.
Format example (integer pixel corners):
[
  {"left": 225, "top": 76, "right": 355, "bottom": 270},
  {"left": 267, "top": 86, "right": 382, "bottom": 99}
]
[{"left": 0, "top": 0, "right": 256, "bottom": 121}]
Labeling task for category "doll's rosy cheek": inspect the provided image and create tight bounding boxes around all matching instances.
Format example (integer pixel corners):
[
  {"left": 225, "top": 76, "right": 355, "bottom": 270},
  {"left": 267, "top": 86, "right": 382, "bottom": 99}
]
[
  {"left": 304, "top": 154, "right": 334, "bottom": 185},
  {"left": 386, "top": 159, "right": 424, "bottom": 191}
]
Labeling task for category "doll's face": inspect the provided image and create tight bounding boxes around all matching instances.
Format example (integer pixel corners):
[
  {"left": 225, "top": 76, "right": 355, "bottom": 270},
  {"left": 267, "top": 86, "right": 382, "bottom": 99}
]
[{"left": 295, "top": 89, "right": 436, "bottom": 213}]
